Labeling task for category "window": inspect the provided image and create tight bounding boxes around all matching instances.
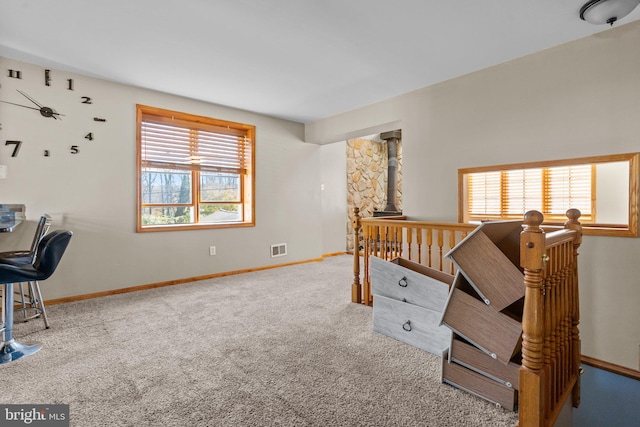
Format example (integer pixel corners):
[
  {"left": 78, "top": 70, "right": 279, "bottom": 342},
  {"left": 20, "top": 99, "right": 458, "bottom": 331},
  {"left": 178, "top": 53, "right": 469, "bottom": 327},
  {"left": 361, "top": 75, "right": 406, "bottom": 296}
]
[
  {"left": 459, "top": 153, "right": 639, "bottom": 237},
  {"left": 137, "top": 105, "right": 255, "bottom": 232}
]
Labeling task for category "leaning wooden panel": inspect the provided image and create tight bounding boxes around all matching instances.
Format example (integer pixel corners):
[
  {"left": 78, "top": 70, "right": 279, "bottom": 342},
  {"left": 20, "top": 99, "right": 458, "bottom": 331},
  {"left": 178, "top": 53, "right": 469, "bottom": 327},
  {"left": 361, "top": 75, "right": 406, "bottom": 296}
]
[
  {"left": 442, "top": 357, "right": 518, "bottom": 411},
  {"left": 446, "top": 225, "right": 524, "bottom": 311},
  {"left": 450, "top": 335, "right": 520, "bottom": 390},
  {"left": 441, "top": 282, "right": 522, "bottom": 365}
]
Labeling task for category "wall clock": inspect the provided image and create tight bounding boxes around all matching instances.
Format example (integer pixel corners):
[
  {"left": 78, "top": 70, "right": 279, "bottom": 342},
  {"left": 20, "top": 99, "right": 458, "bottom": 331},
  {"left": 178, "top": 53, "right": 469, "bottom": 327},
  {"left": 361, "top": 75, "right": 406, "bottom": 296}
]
[{"left": 0, "top": 66, "right": 107, "bottom": 158}]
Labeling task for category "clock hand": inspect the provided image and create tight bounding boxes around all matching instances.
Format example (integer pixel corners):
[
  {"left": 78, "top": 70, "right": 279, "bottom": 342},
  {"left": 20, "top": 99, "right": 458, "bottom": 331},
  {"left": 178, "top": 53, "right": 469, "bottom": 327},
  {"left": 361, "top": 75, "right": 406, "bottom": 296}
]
[
  {"left": 15, "top": 89, "right": 62, "bottom": 120},
  {"left": 0, "top": 100, "right": 65, "bottom": 119},
  {"left": 17, "top": 89, "right": 44, "bottom": 108}
]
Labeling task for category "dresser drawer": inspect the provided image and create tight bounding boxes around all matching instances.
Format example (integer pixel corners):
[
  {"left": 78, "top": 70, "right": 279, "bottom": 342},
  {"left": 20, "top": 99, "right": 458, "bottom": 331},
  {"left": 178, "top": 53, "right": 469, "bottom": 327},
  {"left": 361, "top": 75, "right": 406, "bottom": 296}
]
[
  {"left": 373, "top": 294, "right": 452, "bottom": 356},
  {"left": 442, "top": 358, "right": 517, "bottom": 411},
  {"left": 371, "top": 256, "right": 453, "bottom": 311},
  {"left": 446, "top": 226, "right": 524, "bottom": 312},
  {"left": 449, "top": 336, "right": 520, "bottom": 389},
  {"left": 441, "top": 286, "right": 522, "bottom": 365}
]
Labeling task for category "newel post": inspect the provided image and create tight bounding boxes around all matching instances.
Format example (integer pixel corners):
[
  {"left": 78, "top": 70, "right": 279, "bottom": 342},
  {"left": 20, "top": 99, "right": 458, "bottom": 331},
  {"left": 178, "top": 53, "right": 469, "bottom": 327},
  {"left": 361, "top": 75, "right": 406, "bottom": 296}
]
[
  {"left": 352, "top": 207, "right": 362, "bottom": 304},
  {"left": 519, "top": 210, "right": 546, "bottom": 427}
]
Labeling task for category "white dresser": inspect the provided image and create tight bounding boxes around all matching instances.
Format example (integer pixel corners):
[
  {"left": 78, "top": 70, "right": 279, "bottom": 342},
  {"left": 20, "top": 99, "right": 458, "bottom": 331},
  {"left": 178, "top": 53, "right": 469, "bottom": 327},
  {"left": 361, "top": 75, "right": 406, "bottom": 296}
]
[{"left": 371, "top": 256, "right": 453, "bottom": 356}]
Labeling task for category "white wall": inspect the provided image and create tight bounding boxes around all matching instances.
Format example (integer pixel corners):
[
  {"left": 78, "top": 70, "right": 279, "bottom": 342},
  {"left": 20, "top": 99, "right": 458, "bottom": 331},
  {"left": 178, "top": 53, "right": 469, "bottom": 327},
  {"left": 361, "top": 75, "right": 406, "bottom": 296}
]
[
  {"left": 0, "top": 57, "right": 324, "bottom": 299},
  {"left": 320, "top": 141, "right": 348, "bottom": 254},
  {"left": 306, "top": 21, "right": 640, "bottom": 370}
]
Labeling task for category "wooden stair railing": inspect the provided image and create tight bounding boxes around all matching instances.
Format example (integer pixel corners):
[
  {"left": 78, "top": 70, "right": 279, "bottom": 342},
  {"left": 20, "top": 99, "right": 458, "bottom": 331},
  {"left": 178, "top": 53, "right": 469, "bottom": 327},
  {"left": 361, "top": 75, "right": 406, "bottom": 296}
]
[
  {"left": 351, "top": 207, "right": 583, "bottom": 426},
  {"left": 519, "top": 209, "right": 582, "bottom": 427},
  {"left": 351, "top": 207, "right": 476, "bottom": 306}
]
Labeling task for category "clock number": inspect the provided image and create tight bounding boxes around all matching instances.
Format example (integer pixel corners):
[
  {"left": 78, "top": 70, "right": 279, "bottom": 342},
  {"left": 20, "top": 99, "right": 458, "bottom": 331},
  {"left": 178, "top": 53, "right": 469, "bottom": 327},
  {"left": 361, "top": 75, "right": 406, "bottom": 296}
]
[
  {"left": 85, "top": 132, "right": 94, "bottom": 141},
  {"left": 8, "top": 69, "right": 22, "bottom": 79},
  {"left": 70, "top": 145, "right": 79, "bottom": 154},
  {"left": 81, "top": 96, "right": 92, "bottom": 104},
  {"left": 45, "top": 69, "right": 51, "bottom": 86},
  {"left": 5, "top": 140, "right": 22, "bottom": 157},
  {"left": 67, "top": 79, "right": 74, "bottom": 91},
  {"left": 44, "top": 150, "right": 50, "bottom": 157}
]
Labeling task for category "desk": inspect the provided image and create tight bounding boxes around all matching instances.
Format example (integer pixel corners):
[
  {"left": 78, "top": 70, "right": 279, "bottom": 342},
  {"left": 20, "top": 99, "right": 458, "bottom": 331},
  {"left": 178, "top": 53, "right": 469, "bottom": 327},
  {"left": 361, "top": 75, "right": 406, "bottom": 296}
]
[
  {"left": 0, "top": 204, "right": 26, "bottom": 232},
  {"left": 0, "top": 219, "right": 22, "bottom": 232}
]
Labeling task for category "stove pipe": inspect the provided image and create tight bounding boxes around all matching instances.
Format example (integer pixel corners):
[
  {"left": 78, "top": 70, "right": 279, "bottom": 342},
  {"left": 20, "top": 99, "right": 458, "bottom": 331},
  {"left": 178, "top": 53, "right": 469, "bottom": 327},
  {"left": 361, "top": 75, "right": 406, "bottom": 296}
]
[{"left": 380, "top": 130, "right": 401, "bottom": 213}]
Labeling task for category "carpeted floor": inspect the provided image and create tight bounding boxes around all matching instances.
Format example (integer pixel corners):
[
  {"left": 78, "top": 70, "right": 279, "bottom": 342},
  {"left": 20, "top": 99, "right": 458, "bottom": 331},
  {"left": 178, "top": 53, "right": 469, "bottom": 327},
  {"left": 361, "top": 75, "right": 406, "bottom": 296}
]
[{"left": 1, "top": 255, "right": 518, "bottom": 426}]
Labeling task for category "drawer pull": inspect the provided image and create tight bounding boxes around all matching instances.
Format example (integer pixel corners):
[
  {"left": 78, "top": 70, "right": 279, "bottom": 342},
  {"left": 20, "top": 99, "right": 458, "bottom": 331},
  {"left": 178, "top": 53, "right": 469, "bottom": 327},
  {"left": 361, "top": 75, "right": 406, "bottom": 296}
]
[
  {"left": 402, "top": 320, "right": 412, "bottom": 332},
  {"left": 398, "top": 276, "right": 408, "bottom": 287}
]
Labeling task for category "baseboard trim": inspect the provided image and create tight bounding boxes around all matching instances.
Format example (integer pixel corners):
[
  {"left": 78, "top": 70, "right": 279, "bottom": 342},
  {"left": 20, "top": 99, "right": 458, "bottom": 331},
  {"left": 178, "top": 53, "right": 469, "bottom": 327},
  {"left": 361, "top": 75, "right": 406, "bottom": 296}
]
[
  {"left": 45, "top": 256, "right": 330, "bottom": 306},
  {"left": 581, "top": 355, "right": 640, "bottom": 381}
]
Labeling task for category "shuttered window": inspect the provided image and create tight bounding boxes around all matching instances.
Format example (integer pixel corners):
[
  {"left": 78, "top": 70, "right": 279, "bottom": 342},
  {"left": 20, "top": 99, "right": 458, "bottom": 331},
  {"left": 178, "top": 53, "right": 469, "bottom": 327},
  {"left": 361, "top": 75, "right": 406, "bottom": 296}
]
[
  {"left": 137, "top": 105, "right": 255, "bottom": 231},
  {"left": 465, "top": 164, "right": 594, "bottom": 223}
]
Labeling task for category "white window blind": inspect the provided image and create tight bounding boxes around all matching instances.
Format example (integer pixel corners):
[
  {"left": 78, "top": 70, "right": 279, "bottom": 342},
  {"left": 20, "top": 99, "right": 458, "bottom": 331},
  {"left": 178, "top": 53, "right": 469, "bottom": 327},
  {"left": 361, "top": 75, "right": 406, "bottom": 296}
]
[
  {"left": 545, "top": 165, "right": 592, "bottom": 217},
  {"left": 467, "top": 165, "right": 593, "bottom": 221},
  {"left": 140, "top": 114, "right": 251, "bottom": 174}
]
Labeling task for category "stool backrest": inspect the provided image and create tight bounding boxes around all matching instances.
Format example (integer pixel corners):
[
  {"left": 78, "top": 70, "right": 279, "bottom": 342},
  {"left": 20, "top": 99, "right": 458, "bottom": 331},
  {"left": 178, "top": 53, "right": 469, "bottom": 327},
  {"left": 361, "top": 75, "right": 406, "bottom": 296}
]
[
  {"left": 28, "top": 214, "right": 53, "bottom": 263},
  {"left": 32, "top": 230, "right": 73, "bottom": 281}
]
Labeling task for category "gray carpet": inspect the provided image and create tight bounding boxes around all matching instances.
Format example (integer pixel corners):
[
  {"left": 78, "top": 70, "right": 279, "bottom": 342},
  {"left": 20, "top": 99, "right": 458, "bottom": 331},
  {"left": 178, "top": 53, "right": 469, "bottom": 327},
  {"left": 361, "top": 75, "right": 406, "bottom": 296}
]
[{"left": 1, "top": 255, "right": 518, "bottom": 426}]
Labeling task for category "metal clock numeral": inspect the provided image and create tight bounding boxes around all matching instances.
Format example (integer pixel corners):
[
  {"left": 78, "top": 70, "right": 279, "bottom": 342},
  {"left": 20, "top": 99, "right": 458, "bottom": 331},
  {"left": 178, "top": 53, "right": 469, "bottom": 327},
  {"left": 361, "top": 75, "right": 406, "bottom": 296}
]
[
  {"left": 70, "top": 145, "right": 79, "bottom": 154},
  {"left": 81, "top": 96, "right": 92, "bottom": 104},
  {"left": 45, "top": 69, "right": 51, "bottom": 86},
  {"left": 85, "top": 132, "right": 94, "bottom": 141},
  {"left": 5, "top": 140, "right": 22, "bottom": 157},
  {"left": 67, "top": 79, "right": 74, "bottom": 91},
  {"left": 8, "top": 69, "right": 22, "bottom": 79}
]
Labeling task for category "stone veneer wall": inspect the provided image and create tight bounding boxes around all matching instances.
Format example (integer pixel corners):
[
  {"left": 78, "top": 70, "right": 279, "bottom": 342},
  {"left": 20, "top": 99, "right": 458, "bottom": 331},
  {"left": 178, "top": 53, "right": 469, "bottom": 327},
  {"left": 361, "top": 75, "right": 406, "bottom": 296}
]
[{"left": 346, "top": 137, "right": 402, "bottom": 251}]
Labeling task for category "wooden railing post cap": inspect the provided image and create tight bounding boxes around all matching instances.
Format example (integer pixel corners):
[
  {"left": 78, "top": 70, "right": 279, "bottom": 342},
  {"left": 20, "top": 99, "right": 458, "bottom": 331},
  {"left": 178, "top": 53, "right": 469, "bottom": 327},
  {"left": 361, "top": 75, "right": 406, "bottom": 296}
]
[
  {"left": 565, "top": 208, "right": 581, "bottom": 224},
  {"left": 524, "top": 210, "right": 544, "bottom": 229}
]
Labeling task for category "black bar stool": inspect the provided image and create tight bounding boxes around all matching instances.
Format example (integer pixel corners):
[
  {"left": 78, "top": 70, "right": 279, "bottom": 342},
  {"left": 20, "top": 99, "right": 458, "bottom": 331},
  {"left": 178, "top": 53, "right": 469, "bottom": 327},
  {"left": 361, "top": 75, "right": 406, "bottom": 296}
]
[{"left": 0, "top": 230, "right": 72, "bottom": 364}]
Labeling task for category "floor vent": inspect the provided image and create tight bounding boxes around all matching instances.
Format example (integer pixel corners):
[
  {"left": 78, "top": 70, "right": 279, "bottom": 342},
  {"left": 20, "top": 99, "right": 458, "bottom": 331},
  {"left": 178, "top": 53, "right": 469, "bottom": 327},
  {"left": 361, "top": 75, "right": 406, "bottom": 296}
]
[{"left": 271, "top": 243, "right": 287, "bottom": 257}]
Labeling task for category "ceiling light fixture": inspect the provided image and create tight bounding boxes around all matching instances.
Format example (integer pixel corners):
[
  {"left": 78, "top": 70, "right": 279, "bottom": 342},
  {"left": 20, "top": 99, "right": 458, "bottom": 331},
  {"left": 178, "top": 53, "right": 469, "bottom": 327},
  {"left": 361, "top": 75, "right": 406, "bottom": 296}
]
[{"left": 580, "top": 0, "right": 640, "bottom": 25}]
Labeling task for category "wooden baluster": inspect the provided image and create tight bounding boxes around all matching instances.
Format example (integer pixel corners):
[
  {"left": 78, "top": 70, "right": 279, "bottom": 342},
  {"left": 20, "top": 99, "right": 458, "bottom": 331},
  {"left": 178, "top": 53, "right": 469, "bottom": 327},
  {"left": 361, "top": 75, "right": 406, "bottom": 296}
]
[
  {"left": 417, "top": 228, "right": 423, "bottom": 264},
  {"left": 449, "top": 230, "right": 456, "bottom": 274},
  {"left": 565, "top": 209, "right": 582, "bottom": 408},
  {"left": 543, "top": 248, "right": 553, "bottom": 414},
  {"left": 363, "top": 221, "right": 372, "bottom": 306},
  {"left": 561, "top": 243, "right": 571, "bottom": 394},
  {"left": 437, "top": 229, "right": 444, "bottom": 271},
  {"left": 380, "top": 225, "right": 388, "bottom": 260},
  {"left": 352, "top": 207, "right": 362, "bottom": 304},
  {"left": 519, "top": 210, "right": 546, "bottom": 427},
  {"left": 426, "top": 228, "right": 433, "bottom": 268},
  {"left": 406, "top": 227, "right": 413, "bottom": 261}
]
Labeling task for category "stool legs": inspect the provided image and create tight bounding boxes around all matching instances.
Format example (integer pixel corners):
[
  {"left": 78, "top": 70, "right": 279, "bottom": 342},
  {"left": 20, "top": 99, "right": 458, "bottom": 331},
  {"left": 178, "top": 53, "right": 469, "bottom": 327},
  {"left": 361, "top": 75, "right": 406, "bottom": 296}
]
[
  {"left": 29, "top": 281, "right": 50, "bottom": 329},
  {"left": 1, "top": 283, "right": 41, "bottom": 364}
]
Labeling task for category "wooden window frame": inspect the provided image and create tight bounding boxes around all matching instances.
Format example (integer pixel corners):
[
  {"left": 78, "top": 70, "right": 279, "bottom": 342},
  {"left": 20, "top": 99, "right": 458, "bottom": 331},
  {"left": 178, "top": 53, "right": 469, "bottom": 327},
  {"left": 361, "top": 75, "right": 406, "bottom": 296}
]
[
  {"left": 458, "top": 153, "right": 639, "bottom": 237},
  {"left": 136, "top": 105, "right": 255, "bottom": 232}
]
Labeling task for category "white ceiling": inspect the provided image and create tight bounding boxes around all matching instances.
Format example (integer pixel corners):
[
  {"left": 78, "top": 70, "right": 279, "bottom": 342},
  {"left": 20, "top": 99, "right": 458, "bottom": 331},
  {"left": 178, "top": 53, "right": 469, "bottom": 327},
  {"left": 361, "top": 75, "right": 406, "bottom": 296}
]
[{"left": 1, "top": 0, "right": 639, "bottom": 124}]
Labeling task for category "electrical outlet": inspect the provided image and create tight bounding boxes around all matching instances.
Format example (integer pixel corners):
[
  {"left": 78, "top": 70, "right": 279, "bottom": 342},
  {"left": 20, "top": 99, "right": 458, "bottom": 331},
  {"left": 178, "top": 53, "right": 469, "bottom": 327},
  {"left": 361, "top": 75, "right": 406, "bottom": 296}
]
[{"left": 209, "top": 246, "right": 216, "bottom": 256}]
